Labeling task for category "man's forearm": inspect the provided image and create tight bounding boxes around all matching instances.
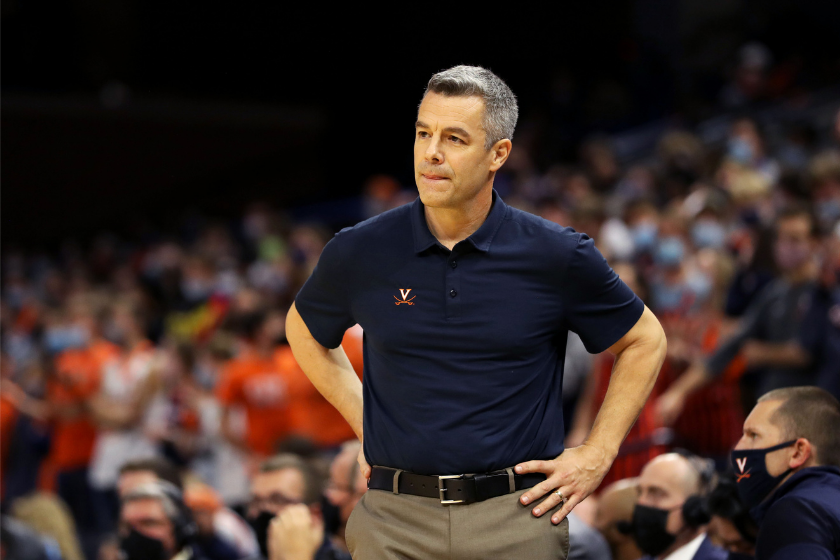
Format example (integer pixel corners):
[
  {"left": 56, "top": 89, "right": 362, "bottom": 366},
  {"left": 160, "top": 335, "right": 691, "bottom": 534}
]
[
  {"left": 585, "top": 308, "right": 666, "bottom": 458},
  {"left": 286, "top": 303, "right": 364, "bottom": 440}
]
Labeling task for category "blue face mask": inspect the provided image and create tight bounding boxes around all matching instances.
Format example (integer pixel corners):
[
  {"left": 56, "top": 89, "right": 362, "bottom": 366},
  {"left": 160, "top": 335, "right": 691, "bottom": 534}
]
[
  {"left": 816, "top": 199, "right": 840, "bottom": 230},
  {"left": 632, "top": 223, "right": 658, "bottom": 253},
  {"left": 651, "top": 282, "right": 691, "bottom": 313},
  {"left": 655, "top": 237, "right": 685, "bottom": 267},
  {"left": 691, "top": 221, "right": 727, "bottom": 249},
  {"left": 731, "top": 440, "right": 797, "bottom": 510},
  {"left": 728, "top": 138, "right": 754, "bottom": 165}
]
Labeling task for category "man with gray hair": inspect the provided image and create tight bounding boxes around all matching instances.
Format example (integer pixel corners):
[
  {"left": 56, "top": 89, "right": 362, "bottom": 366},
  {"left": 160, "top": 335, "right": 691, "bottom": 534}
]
[
  {"left": 288, "top": 64, "right": 666, "bottom": 558},
  {"left": 119, "top": 481, "right": 204, "bottom": 560}
]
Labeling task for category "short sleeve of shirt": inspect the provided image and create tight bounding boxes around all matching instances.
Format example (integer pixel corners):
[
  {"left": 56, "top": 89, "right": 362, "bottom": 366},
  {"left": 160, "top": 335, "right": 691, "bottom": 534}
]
[
  {"left": 561, "top": 234, "right": 645, "bottom": 354},
  {"left": 294, "top": 235, "right": 356, "bottom": 349}
]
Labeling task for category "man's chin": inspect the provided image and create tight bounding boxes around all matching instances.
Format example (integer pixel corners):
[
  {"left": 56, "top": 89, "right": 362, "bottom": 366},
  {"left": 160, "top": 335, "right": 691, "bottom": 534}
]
[{"left": 417, "top": 184, "right": 455, "bottom": 208}]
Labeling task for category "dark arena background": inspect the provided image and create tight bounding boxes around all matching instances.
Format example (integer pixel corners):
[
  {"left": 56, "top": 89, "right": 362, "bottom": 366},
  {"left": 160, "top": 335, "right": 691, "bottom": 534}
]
[{"left": 2, "top": 2, "right": 840, "bottom": 560}]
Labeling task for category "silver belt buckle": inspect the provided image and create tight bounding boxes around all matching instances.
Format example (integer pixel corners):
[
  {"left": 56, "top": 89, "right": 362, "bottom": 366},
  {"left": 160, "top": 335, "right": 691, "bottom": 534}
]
[{"left": 438, "top": 474, "right": 465, "bottom": 504}]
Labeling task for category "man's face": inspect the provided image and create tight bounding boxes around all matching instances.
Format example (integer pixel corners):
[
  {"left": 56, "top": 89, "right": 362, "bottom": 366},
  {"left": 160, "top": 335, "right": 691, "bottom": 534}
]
[
  {"left": 636, "top": 456, "right": 693, "bottom": 535},
  {"left": 709, "top": 516, "right": 754, "bottom": 555},
  {"left": 120, "top": 498, "right": 176, "bottom": 555},
  {"left": 774, "top": 215, "right": 813, "bottom": 271},
  {"left": 735, "top": 399, "right": 792, "bottom": 476},
  {"left": 325, "top": 447, "right": 367, "bottom": 524},
  {"left": 414, "top": 92, "right": 503, "bottom": 209},
  {"left": 118, "top": 470, "right": 159, "bottom": 499},
  {"left": 594, "top": 484, "right": 638, "bottom": 548},
  {"left": 248, "top": 468, "right": 306, "bottom": 518}
]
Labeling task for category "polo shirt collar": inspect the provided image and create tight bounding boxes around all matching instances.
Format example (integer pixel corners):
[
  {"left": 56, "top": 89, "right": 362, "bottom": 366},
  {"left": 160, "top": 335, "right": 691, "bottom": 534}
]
[{"left": 411, "top": 189, "right": 507, "bottom": 254}]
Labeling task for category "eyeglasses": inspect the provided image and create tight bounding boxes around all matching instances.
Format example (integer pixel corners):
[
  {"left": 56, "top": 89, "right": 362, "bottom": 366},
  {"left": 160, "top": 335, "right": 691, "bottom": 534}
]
[{"left": 248, "top": 492, "right": 303, "bottom": 512}]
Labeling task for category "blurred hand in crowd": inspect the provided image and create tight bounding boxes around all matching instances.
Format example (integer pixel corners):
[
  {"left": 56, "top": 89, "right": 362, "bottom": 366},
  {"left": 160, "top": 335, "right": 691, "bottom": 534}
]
[{"left": 268, "top": 504, "right": 324, "bottom": 560}]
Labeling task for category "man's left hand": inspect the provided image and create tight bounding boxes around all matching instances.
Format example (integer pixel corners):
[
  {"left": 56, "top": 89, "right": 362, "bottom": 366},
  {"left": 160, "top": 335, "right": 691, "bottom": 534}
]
[{"left": 515, "top": 444, "right": 613, "bottom": 525}]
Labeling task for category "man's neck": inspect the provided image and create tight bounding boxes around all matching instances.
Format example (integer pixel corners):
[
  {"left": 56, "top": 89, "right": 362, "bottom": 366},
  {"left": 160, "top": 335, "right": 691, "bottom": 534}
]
[{"left": 424, "top": 187, "right": 493, "bottom": 250}]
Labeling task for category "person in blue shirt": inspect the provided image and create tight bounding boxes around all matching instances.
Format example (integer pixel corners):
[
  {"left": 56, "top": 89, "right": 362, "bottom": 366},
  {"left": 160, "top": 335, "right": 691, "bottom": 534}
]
[
  {"left": 287, "top": 65, "right": 667, "bottom": 559},
  {"left": 731, "top": 386, "right": 840, "bottom": 560}
]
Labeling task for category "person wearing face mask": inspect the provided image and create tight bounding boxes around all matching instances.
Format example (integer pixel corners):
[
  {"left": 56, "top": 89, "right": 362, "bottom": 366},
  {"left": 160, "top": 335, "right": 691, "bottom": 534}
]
[
  {"left": 731, "top": 386, "right": 840, "bottom": 559},
  {"left": 706, "top": 474, "right": 757, "bottom": 560},
  {"left": 593, "top": 478, "right": 643, "bottom": 560},
  {"left": 119, "top": 481, "right": 205, "bottom": 560},
  {"left": 655, "top": 205, "right": 819, "bottom": 426},
  {"left": 629, "top": 453, "right": 727, "bottom": 560},
  {"left": 321, "top": 441, "right": 367, "bottom": 554},
  {"left": 247, "top": 453, "right": 348, "bottom": 560}
]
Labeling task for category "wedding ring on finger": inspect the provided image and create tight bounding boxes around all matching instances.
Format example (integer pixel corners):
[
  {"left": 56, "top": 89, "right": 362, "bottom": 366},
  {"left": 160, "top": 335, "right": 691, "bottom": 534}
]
[{"left": 554, "top": 489, "right": 565, "bottom": 503}]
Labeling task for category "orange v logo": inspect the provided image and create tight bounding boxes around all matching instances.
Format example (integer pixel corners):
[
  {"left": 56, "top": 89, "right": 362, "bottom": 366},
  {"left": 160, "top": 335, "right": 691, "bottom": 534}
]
[{"left": 394, "top": 288, "right": 416, "bottom": 306}]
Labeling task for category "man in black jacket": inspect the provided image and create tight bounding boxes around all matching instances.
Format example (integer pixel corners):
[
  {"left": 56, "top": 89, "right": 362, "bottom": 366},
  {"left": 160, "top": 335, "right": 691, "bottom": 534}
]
[{"left": 732, "top": 386, "right": 840, "bottom": 559}]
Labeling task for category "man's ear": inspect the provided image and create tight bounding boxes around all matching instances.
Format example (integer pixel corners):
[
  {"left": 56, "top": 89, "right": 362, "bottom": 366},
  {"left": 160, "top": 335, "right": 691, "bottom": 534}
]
[
  {"left": 489, "top": 139, "right": 512, "bottom": 172},
  {"left": 789, "top": 438, "right": 813, "bottom": 469}
]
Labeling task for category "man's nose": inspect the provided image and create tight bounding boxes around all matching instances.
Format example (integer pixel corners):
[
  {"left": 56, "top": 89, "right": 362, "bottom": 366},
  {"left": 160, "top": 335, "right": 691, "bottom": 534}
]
[{"left": 425, "top": 136, "right": 443, "bottom": 164}]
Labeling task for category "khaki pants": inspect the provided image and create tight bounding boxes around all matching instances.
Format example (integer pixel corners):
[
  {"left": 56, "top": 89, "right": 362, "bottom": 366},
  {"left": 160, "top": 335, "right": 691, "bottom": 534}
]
[{"left": 346, "top": 487, "right": 570, "bottom": 560}]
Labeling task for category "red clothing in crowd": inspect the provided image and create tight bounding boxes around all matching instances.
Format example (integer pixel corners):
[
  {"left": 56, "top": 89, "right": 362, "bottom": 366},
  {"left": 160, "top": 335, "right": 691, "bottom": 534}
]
[
  {"left": 216, "top": 349, "right": 293, "bottom": 457},
  {"left": 281, "top": 327, "right": 363, "bottom": 448}
]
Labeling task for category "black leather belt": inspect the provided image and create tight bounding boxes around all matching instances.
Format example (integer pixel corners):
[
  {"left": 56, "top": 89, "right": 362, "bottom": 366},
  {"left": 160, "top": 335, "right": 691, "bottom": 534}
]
[{"left": 368, "top": 466, "right": 546, "bottom": 505}]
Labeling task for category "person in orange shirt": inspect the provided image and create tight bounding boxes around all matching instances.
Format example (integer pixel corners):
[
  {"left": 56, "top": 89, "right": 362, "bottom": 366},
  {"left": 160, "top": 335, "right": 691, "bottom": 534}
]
[
  {"left": 217, "top": 310, "right": 293, "bottom": 460},
  {"left": 279, "top": 325, "right": 363, "bottom": 449}
]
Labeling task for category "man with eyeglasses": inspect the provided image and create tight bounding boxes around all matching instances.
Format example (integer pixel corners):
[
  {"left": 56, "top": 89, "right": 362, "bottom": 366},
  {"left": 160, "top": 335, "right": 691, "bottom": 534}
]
[
  {"left": 322, "top": 441, "right": 367, "bottom": 553},
  {"left": 247, "top": 453, "right": 348, "bottom": 560}
]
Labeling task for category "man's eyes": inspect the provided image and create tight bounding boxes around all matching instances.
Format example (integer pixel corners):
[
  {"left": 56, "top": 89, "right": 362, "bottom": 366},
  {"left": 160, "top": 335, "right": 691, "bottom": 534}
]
[{"left": 449, "top": 135, "right": 463, "bottom": 144}]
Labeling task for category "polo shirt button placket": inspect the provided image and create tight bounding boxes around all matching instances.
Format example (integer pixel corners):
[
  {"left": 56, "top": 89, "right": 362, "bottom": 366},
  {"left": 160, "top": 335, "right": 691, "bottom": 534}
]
[{"left": 445, "top": 252, "right": 461, "bottom": 319}]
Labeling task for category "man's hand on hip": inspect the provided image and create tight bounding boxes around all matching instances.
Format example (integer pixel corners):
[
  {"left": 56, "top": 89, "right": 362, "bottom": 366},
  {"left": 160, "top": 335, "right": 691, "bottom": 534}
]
[
  {"left": 515, "top": 444, "right": 612, "bottom": 525},
  {"left": 358, "top": 444, "right": 371, "bottom": 480}
]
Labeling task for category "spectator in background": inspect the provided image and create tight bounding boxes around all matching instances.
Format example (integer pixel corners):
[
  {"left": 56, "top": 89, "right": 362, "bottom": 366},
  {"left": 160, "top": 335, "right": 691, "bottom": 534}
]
[
  {"left": 731, "top": 387, "right": 840, "bottom": 559},
  {"left": 10, "top": 492, "right": 85, "bottom": 560},
  {"left": 281, "top": 326, "right": 363, "bottom": 451},
  {"left": 321, "top": 441, "right": 366, "bottom": 554},
  {"left": 656, "top": 204, "right": 820, "bottom": 425},
  {"left": 0, "top": 515, "right": 62, "bottom": 560},
  {"left": 594, "top": 478, "right": 643, "bottom": 560},
  {"left": 629, "top": 453, "right": 726, "bottom": 560},
  {"left": 706, "top": 474, "right": 757, "bottom": 559},
  {"left": 568, "top": 261, "right": 666, "bottom": 487},
  {"left": 117, "top": 457, "right": 257, "bottom": 560},
  {"left": 247, "top": 453, "right": 347, "bottom": 560},
  {"left": 119, "top": 481, "right": 205, "bottom": 560},
  {"left": 216, "top": 311, "right": 292, "bottom": 462},
  {"left": 87, "top": 301, "right": 161, "bottom": 535}
]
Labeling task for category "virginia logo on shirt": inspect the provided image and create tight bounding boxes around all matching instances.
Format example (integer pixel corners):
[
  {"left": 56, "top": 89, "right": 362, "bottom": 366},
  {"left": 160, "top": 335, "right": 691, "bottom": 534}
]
[
  {"left": 394, "top": 288, "right": 416, "bottom": 306},
  {"left": 735, "top": 457, "right": 751, "bottom": 482}
]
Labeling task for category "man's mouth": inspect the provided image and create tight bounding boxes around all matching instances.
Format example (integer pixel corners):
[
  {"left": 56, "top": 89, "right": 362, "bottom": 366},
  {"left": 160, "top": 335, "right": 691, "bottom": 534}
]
[{"left": 422, "top": 174, "right": 449, "bottom": 181}]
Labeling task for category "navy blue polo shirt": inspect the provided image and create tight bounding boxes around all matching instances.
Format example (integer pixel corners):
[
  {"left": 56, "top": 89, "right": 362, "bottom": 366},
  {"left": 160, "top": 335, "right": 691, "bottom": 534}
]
[{"left": 295, "top": 191, "right": 644, "bottom": 475}]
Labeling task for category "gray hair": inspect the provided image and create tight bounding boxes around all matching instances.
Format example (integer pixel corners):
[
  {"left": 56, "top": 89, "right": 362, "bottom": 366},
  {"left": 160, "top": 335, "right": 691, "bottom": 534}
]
[
  {"left": 122, "top": 481, "right": 181, "bottom": 521},
  {"left": 424, "top": 65, "right": 518, "bottom": 150}
]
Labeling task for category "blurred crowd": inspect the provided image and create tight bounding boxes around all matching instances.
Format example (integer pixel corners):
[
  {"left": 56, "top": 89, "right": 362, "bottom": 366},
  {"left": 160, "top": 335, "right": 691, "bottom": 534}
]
[{"left": 2, "top": 76, "right": 840, "bottom": 560}]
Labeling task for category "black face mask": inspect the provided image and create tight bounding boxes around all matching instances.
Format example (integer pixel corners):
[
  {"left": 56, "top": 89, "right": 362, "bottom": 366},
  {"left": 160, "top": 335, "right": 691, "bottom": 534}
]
[
  {"left": 731, "top": 440, "right": 797, "bottom": 510},
  {"left": 249, "top": 510, "right": 275, "bottom": 558},
  {"left": 321, "top": 495, "right": 341, "bottom": 537},
  {"left": 631, "top": 504, "right": 678, "bottom": 557},
  {"left": 119, "top": 528, "right": 169, "bottom": 560}
]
